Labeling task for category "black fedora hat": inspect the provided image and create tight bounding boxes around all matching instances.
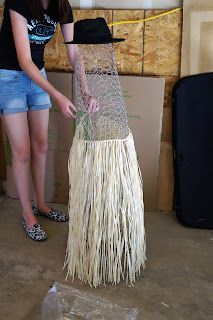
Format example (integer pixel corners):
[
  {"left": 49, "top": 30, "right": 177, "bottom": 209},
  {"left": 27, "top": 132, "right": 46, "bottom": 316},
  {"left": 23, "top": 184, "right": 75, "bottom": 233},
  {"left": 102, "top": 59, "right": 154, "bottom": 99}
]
[{"left": 65, "top": 17, "right": 125, "bottom": 44}]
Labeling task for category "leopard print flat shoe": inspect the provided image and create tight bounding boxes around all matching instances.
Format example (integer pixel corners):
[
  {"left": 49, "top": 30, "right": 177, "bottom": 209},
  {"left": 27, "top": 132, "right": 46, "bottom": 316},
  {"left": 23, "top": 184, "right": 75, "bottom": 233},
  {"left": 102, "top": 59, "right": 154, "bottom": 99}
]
[
  {"left": 32, "top": 205, "right": 69, "bottom": 222},
  {"left": 22, "top": 217, "right": 48, "bottom": 241}
]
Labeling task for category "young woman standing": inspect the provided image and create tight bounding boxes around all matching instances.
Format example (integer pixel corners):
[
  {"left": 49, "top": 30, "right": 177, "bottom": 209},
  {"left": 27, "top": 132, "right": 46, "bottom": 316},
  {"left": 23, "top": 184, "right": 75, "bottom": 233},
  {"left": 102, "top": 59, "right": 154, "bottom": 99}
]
[{"left": 0, "top": 0, "right": 98, "bottom": 241}]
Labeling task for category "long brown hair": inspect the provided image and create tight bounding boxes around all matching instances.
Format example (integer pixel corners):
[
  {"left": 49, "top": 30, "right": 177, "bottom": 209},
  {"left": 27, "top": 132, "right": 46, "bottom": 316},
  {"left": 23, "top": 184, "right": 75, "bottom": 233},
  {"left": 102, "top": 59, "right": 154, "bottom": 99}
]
[{"left": 4, "top": 0, "right": 69, "bottom": 23}]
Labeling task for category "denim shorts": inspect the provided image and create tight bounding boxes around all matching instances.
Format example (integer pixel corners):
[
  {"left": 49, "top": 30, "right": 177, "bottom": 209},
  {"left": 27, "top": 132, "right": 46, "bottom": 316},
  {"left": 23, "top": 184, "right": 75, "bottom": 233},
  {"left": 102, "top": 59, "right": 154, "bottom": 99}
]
[{"left": 0, "top": 67, "right": 52, "bottom": 114}]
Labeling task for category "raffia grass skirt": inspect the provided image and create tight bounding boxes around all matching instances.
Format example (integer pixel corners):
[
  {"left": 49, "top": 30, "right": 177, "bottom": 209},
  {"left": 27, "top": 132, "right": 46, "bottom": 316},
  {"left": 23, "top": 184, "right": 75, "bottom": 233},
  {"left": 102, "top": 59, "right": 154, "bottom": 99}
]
[{"left": 63, "top": 129, "right": 146, "bottom": 287}]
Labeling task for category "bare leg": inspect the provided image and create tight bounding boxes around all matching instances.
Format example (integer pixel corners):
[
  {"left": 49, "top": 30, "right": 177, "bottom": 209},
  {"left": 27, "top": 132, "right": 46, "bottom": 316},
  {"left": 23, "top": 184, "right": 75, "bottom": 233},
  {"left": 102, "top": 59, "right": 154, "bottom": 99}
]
[
  {"left": 1, "top": 112, "right": 38, "bottom": 228},
  {"left": 28, "top": 109, "right": 52, "bottom": 213}
]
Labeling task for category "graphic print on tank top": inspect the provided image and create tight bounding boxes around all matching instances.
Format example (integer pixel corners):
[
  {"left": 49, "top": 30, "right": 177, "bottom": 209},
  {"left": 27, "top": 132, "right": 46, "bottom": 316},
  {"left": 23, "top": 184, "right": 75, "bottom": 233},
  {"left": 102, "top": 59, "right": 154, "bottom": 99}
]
[{"left": 27, "top": 13, "right": 58, "bottom": 45}]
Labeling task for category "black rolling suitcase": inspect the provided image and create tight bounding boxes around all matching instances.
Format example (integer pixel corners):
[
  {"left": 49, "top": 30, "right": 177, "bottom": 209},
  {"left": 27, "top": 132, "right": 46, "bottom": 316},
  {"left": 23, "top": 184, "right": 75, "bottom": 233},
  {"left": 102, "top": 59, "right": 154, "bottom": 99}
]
[{"left": 172, "top": 73, "right": 213, "bottom": 229}]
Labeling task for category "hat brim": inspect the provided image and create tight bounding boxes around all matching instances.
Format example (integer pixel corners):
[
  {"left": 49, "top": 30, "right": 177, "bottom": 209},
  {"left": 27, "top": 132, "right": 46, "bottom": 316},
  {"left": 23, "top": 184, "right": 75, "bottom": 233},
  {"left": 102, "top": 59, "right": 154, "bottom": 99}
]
[{"left": 65, "top": 38, "right": 125, "bottom": 44}]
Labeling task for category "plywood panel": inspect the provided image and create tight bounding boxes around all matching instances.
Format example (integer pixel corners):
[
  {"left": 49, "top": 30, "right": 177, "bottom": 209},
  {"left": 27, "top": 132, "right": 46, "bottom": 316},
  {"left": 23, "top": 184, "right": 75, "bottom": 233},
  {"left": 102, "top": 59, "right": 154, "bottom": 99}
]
[
  {"left": 164, "top": 76, "right": 179, "bottom": 108},
  {"left": 157, "top": 141, "right": 174, "bottom": 211},
  {"left": 44, "top": 28, "right": 61, "bottom": 71},
  {"left": 113, "top": 10, "right": 144, "bottom": 75},
  {"left": 143, "top": 9, "right": 182, "bottom": 76},
  {"left": 45, "top": 10, "right": 113, "bottom": 72},
  {"left": 73, "top": 9, "right": 113, "bottom": 21},
  {"left": 44, "top": 8, "right": 182, "bottom": 76},
  {"left": 161, "top": 107, "right": 172, "bottom": 143},
  {"left": 52, "top": 25, "right": 71, "bottom": 72}
]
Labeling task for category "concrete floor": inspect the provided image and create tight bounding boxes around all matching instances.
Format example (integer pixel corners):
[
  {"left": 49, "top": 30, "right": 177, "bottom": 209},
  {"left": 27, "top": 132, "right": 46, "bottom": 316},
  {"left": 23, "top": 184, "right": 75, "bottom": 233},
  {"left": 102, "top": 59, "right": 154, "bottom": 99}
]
[{"left": 0, "top": 196, "right": 212, "bottom": 320}]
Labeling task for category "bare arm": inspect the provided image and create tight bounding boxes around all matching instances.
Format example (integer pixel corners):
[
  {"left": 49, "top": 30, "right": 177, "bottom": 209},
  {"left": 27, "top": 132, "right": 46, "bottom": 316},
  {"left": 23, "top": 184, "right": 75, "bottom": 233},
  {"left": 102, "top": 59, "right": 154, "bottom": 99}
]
[
  {"left": 9, "top": 9, "right": 76, "bottom": 118},
  {"left": 67, "top": 43, "right": 90, "bottom": 94},
  {"left": 61, "top": 23, "right": 99, "bottom": 113}
]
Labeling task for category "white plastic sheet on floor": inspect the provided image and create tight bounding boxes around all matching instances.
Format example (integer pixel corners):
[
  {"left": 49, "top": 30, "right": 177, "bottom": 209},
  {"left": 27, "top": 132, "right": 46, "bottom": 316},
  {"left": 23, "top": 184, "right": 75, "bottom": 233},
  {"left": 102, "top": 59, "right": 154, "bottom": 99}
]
[{"left": 41, "top": 282, "right": 138, "bottom": 320}]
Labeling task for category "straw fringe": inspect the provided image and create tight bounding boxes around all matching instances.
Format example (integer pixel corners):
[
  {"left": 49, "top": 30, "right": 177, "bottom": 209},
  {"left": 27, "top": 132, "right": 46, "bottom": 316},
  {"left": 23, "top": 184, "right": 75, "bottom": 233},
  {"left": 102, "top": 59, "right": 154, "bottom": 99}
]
[{"left": 63, "top": 129, "right": 146, "bottom": 287}]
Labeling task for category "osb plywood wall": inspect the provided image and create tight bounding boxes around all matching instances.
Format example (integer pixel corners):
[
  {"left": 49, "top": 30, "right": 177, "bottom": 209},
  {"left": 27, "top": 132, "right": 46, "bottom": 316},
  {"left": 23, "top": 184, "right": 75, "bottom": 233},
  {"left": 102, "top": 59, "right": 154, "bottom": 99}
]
[{"left": 0, "top": 7, "right": 183, "bottom": 210}]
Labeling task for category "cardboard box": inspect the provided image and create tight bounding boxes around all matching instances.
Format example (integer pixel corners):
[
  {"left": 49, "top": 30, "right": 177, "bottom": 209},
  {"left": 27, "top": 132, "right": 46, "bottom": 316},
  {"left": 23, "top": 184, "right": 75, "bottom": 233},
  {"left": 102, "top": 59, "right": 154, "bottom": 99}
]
[
  {"left": 121, "top": 76, "right": 165, "bottom": 211},
  {"left": 157, "top": 141, "right": 174, "bottom": 211}
]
